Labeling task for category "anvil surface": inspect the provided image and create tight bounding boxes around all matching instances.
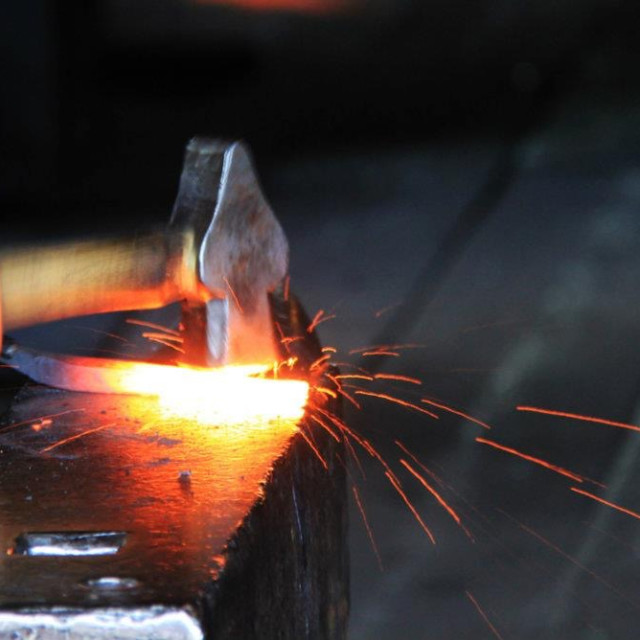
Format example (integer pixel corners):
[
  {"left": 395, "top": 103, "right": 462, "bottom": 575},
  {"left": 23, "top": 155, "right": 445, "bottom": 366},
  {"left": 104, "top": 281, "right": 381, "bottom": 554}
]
[{"left": 0, "top": 386, "right": 348, "bottom": 638}]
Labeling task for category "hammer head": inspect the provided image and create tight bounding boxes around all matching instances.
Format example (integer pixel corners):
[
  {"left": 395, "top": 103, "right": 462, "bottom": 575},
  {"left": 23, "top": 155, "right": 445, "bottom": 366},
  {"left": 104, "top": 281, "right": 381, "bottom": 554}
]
[{"left": 171, "top": 139, "right": 288, "bottom": 367}]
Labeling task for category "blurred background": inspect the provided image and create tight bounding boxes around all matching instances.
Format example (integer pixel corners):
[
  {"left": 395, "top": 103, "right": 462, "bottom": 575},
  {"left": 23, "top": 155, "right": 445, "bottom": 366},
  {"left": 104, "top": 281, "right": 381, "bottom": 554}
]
[{"left": 2, "top": 1, "right": 640, "bottom": 637}]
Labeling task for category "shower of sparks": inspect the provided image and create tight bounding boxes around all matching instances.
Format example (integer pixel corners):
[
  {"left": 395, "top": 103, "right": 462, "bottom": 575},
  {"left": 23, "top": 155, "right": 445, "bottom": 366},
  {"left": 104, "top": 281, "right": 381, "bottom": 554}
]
[
  {"left": 517, "top": 405, "right": 640, "bottom": 433},
  {"left": 465, "top": 590, "right": 504, "bottom": 640},
  {"left": 571, "top": 487, "right": 640, "bottom": 523}
]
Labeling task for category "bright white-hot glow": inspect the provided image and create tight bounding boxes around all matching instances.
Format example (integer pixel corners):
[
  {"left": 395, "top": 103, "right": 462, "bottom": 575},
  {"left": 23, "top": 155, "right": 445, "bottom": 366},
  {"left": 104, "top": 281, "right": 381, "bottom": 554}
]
[{"left": 110, "top": 363, "right": 309, "bottom": 424}]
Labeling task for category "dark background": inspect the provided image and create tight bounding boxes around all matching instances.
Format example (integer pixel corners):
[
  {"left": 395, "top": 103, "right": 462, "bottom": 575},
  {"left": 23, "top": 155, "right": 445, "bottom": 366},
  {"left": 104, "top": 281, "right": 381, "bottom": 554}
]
[{"left": 2, "top": 1, "right": 640, "bottom": 637}]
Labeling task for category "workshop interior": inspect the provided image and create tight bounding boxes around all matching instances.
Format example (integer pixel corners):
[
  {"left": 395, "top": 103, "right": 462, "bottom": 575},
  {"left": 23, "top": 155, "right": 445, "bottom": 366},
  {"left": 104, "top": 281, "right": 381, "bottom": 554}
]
[{"left": 2, "top": 1, "right": 640, "bottom": 637}]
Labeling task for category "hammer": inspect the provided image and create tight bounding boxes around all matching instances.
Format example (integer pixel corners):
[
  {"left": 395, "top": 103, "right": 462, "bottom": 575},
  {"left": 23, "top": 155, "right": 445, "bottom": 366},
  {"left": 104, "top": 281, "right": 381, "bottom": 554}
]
[{"left": 0, "top": 139, "right": 289, "bottom": 368}]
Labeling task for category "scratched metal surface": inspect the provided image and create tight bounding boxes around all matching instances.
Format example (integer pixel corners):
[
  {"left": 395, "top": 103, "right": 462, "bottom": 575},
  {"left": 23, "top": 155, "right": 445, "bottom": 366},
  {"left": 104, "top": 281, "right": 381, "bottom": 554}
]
[
  {"left": 0, "top": 386, "right": 296, "bottom": 608},
  {"left": 274, "top": 88, "right": 640, "bottom": 637}
]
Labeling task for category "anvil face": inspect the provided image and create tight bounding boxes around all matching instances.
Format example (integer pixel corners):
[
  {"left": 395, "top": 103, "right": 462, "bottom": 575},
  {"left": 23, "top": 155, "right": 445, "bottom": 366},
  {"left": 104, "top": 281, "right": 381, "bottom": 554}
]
[{"left": 0, "top": 389, "right": 299, "bottom": 610}]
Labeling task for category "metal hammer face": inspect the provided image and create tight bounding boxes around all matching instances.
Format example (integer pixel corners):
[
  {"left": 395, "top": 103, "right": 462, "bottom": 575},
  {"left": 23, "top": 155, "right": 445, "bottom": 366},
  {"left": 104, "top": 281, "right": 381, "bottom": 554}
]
[
  {"left": 0, "top": 139, "right": 289, "bottom": 368},
  {"left": 171, "top": 139, "right": 289, "bottom": 366}
]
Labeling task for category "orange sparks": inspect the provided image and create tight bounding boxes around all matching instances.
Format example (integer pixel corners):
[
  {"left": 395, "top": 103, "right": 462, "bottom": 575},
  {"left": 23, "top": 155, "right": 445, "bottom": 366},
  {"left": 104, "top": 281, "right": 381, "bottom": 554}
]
[
  {"left": 310, "top": 354, "right": 332, "bottom": 370},
  {"left": 502, "top": 511, "right": 637, "bottom": 607},
  {"left": 348, "top": 343, "right": 426, "bottom": 355},
  {"left": 40, "top": 423, "right": 114, "bottom": 453},
  {"left": 141, "top": 332, "right": 183, "bottom": 343},
  {"left": 299, "top": 428, "right": 329, "bottom": 470},
  {"left": 400, "top": 459, "right": 473, "bottom": 541},
  {"left": 421, "top": 398, "right": 491, "bottom": 430},
  {"left": 309, "top": 413, "right": 341, "bottom": 442},
  {"left": 517, "top": 406, "right": 640, "bottom": 433},
  {"left": 476, "top": 437, "right": 585, "bottom": 483},
  {"left": 355, "top": 391, "right": 439, "bottom": 419},
  {"left": 385, "top": 471, "right": 436, "bottom": 545},
  {"left": 223, "top": 276, "right": 244, "bottom": 313},
  {"left": 361, "top": 350, "right": 400, "bottom": 357},
  {"left": 465, "top": 591, "right": 504, "bottom": 640},
  {"left": 321, "top": 346, "right": 337, "bottom": 354},
  {"left": 571, "top": 487, "right": 640, "bottom": 523},
  {"left": 125, "top": 318, "right": 180, "bottom": 336},
  {"left": 373, "top": 303, "right": 400, "bottom": 318},
  {"left": 374, "top": 373, "right": 422, "bottom": 385},
  {"left": 352, "top": 485, "right": 383, "bottom": 571},
  {"left": 333, "top": 373, "right": 374, "bottom": 381},
  {"left": 307, "top": 309, "right": 336, "bottom": 333},
  {"left": 283, "top": 275, "right": 290, "bottom": 301},
  {"left": 315, "top": 386, "right": 338, "bottom": 399},
  {"left": 0, "top": 409, "right": 85, "bottom": 434}
]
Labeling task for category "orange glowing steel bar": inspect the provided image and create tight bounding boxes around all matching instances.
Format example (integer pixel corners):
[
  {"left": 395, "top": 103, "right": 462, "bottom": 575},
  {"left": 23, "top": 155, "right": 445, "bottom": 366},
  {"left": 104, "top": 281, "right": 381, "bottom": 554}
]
[{"left": 107, "top": 362, "right": 309, "bottom": 425}]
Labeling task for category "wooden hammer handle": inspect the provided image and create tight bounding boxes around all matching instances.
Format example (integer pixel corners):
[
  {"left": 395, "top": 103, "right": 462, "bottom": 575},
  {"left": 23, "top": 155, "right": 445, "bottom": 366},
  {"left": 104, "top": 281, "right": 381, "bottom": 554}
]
[{"left": 0, "top": 231, "right": 201, "bottom": 332}]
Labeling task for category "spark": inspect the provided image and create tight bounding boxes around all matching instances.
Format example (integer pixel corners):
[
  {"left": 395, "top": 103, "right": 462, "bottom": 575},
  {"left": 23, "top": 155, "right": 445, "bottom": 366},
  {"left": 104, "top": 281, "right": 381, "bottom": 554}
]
[
  {"left": 141, "top": 332, "right": 183, "bottom": 343},
  {"left": 280, "top": 335, "right": 306, "bottom": 345},
  {"left": 355, "top": 391, "right": 439, "bottom": 419},
  {"left": 315, "top": 386, "right": 338, "bottom": 399},
  {"left": 373, "top": 303, "right": 401, "bottom": 318},
  {"left": 421, "top": 398, "right": 491, "bottom": 430},
  {"left": 0, "top": 409, "right": 85, "bottom": 434},
  {"left": 307, "top": 309, "right": 336, "bottom": 333},
  {"left": 352, "top": 485, "right": 384, "bottom": 571},
  {"left": 310, "top": 354, "right": 332, "bottom": 370},
  {"left": 299, "top": 428, "right": 328, "bottom": 470},
  {"left": 385, "top": 471, "right": 436, "bottom": 545},
  {"left": 333, "top": 374, "right": 374, "bottom": 381},
  {"left": 374, "top": 373, "right": 422, "bottom": 385},
  {"left": 476, "top": 437, "right": 586, "bottom": 483},
  {"left": 72, "top": 326, "right": 132, "bottom": 344},
  {"left": 502, "top": 511, "right": 639, "bottom": 608},
  {"left": 40, "top": 423, "right": 115, "bottom": 453},
  {"left": 348, "top": 343, "right": 426, "bottom": 355},
  {"left": 571, "top": 487, "right": 640, "bottom": 523},
  {"left": 399, "top": 459, "right": 473, "bottom": 541},
  {"left": 517, "top": 406, "right": 640, "bottom": 433},
  {"left": 126, "top": 319, "right": 180, "bottom": 336},
  {"left": 308, "top": 413, "right": 341, "bottom": 442},
  {"left": 361, "top": 350, "right": 400, "bottom": 357},
  {"left": 143, "top": 336, "right": 186, "bottom": 353},
  {"left": 222, "top": 276, "right": 244, "bottom": 313},
  {"left": 283, "top": 275, "right": 290, "bottom": 301},
  {"left": 321, "top": 346, "right": 337, "bottom": 353},
  {"left": 465, "top": 591, "right": 504, "bottom": 640}
]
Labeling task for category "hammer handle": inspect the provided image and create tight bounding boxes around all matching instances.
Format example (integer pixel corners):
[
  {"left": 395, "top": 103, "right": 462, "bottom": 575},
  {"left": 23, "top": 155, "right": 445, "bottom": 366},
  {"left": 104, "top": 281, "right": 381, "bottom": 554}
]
[{"left": 0, "top": 231, "right": 201, "bottom": 331}]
